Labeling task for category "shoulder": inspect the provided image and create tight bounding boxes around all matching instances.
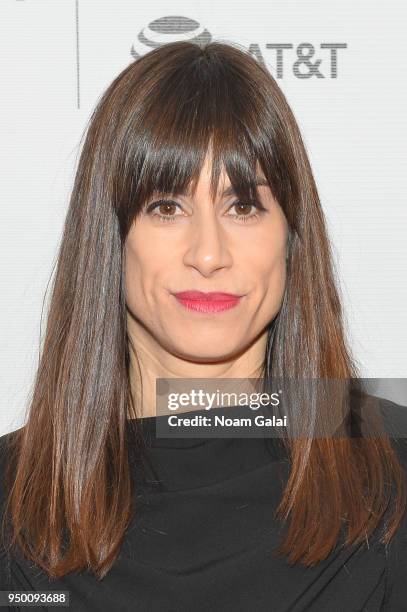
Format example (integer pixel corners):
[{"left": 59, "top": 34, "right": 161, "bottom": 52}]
[
  {"left": 374, "top": 396, "right": 407, "bottom": 498},
  {"left": 0, "top": 427, "right": 23, "bottom": 474},
  {"left": 376, "top": 396, "right": 407, "bottom": 473},
  {"left": 0, "top": 427, "right": 23, "bottom": 589},
  {"left": 377, "top": 395, "right": 407, "bottom": 441},
  {"left": 350, "top": 389, "right": 407, "bottom": 452},
  {"left": 0, "top": 427, "right": 24, "bottom": 519},
  {"left": 349, "top": 386, "right": 407, "bottom": 436},
  {"left": 0, "top": 427, "right": 23, "bottom": 506},
  {"left": 369, "top": 397, "right": 407, "bottom": 607}
]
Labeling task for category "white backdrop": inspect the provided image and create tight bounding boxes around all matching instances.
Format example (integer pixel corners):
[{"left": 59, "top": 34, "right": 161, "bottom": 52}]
[{"left": 1, "top": 0, "right": 406, "bottom": 436}]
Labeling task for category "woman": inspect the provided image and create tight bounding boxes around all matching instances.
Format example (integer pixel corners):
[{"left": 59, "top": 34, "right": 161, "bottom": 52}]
[{"left": 1, "top": 40, "right": 406, "bottom": 611}]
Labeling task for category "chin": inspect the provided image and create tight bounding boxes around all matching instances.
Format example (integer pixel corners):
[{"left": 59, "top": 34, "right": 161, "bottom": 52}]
[{"left": 171, "top": 341, "right": 242, "bottom": 363}]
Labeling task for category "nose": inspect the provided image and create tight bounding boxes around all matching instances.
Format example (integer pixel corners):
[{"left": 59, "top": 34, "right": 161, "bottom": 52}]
[{"left": 182, "top": 209, "right": 233, "bottom": 277}]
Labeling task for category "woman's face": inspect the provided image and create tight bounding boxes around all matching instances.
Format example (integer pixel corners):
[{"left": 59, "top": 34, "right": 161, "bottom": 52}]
[{"left": 125, "top": 154, "right": 288, "bottom": 362}]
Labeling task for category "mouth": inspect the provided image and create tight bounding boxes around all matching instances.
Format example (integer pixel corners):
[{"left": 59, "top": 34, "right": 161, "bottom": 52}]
[{"left": 172, "top": 291, "right": 244, "bottom": 314}]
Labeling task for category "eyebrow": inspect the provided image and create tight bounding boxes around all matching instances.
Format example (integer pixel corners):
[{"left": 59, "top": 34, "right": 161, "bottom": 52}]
[
  {"left": 221, "top": 176, "right": 269, "bottom": 197},
  {"left": 173, "top": 175, "right": 269, "bottom": 197}
]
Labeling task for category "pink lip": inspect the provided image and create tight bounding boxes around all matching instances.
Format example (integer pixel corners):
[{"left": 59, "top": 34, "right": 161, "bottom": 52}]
[{"left": 173, "top": 291, "right": 243, "bottom": 313}]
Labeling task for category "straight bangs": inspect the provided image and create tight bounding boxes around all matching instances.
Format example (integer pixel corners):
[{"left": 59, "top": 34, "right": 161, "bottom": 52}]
[{"left": 108, "top": 44, "right": 296, "bottom": 240}]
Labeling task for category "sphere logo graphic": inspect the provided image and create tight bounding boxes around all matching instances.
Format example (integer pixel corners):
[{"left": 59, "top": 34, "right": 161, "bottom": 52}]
[{"left": 131, "top": 15, "right": 212, "bottom": 59}]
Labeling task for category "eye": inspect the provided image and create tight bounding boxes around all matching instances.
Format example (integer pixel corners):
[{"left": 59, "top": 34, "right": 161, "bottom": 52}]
[
  {"left": 144, "top": 197, "right": 267, "bottom": 224},
  {"left": 226, "top": 199, "right": 266, "bottom": 223},
  {"left": 144, "top": 199, "right": 185, "bottom": 223}
]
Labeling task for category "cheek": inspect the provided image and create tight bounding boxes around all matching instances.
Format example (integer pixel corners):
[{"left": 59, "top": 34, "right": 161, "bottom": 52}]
[
  {"left": 251, "top": 230, "right": 287, "bottom": 304},
  {"left": 258, "top": 257, "right": 286, "bottom": 300},
  {"left": 124, "top": 232, "right": 169, "bottom": 316},
  {"left": 268, "top": 262, "right": 287, "bottom": 306},
  {"left": 253, "top": 217, "right": 287, "bottom": 270},
  {"left": 125, "top": 226, "right": 173, "bottom": 327}
]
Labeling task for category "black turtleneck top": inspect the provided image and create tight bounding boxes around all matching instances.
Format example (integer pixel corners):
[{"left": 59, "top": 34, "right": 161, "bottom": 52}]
[{"left": 1, "top": 403, "right": 407, "bottom": 612}]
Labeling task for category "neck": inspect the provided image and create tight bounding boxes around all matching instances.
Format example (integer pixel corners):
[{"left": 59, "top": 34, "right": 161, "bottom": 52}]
[{"left": 126, "top": 312, "right": 268, "bottom": 418}]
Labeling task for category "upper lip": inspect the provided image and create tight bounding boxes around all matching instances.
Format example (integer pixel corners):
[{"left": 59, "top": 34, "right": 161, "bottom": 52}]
[{"left": 173, "top": 291, "right": 243, "bottom": 300}]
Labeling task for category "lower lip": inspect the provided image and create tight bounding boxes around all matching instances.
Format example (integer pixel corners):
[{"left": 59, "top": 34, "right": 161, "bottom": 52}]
[{"left": 173, "top": 296, "right": 242, "bottom": 313}]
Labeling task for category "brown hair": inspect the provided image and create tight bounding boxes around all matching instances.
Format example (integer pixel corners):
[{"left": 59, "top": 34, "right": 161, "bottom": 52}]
[{"left": 2, "top": 40, "right": 405, "bottom": 578}]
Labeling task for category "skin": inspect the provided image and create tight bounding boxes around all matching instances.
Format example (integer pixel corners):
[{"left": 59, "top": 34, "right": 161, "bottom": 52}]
[{"left": 124, "top": 152, "right": 289, "bottom": 418}]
